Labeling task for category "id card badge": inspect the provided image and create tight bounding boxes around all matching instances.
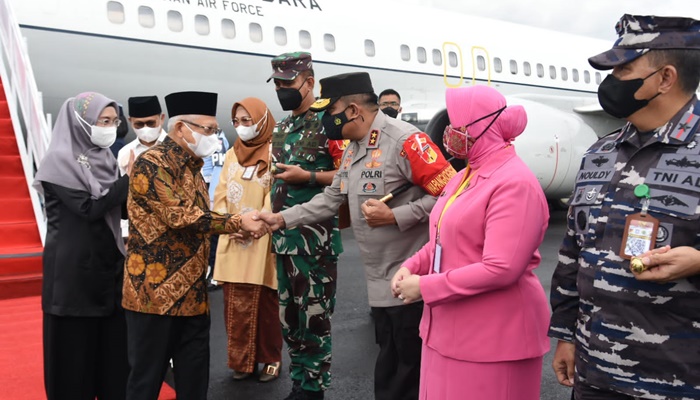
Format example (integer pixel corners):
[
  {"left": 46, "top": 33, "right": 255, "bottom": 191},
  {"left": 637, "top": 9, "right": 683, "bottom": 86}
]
[
  {"left": 432, "top": 242, "right": 442, "bottom": 273},
  {"left": 619, "top": 212, "right": 659, "bottom": 259},
  {"left": 241, "top": 165, "right": 257, "bottom": 181}
]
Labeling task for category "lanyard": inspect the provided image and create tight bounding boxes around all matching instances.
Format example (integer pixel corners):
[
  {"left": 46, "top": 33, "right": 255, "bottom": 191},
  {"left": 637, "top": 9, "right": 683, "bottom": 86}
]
[{"left": 436, "top": 165, "right": 478, "bottom": 242}]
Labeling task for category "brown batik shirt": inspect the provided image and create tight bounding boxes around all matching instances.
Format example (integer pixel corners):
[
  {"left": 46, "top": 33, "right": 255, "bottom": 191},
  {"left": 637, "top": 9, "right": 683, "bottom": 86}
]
[{"left": 122, "top": 137, "right": 241, "bottom": 316}]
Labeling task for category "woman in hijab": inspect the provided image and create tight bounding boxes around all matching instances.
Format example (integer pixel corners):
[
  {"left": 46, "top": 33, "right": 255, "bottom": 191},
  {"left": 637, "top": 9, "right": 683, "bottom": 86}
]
[
  {"left": 212, "top": 97, "right": 282, "bottom": 382},
  {"left": 390, "top": 85, "right": 550, "bottom": 400},
  {"left": 34, "top": 92, "right": 131, "bottom": 399}
]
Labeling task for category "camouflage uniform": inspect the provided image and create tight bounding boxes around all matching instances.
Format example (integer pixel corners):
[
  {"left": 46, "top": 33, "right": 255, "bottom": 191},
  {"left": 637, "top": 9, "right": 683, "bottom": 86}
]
[
  {"left": 549, "top": 97, "right": 700, "bottom": 399},
  {"left": 271, "top": 109, "right": 343, "bottom": 393}
]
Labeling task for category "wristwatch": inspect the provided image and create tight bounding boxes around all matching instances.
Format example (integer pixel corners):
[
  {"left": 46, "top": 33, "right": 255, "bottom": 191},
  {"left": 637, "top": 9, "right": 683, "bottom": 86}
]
[{"left": 309, "top": 170, "right": 317, "bottom": 186}]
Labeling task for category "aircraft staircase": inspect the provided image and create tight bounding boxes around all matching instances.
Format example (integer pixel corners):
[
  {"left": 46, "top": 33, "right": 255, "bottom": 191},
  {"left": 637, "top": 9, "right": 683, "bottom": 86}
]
[
  {"left": 0, "top": 79, "right": 43, "bottom": 300},
  {"left": 0, "top": 0, "right": 51, "bottom": 300}
]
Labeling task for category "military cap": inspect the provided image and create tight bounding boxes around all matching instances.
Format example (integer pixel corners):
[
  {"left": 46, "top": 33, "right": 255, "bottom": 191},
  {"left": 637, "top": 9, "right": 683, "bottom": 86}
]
[
  {"left": 128, "top": 96, "right": 162, "bottom": 118},
  {"left": 589, "top": 14, "right": 700, "bottom": 70},
  {"left": 165, "top": 91, "right": 217, "bottom": 117},
  {"left": 267, "top": 52, "right": 313, "bottom": 82},
  {"left": 310, "top": 72, "right": 375, "bottom": 112}
]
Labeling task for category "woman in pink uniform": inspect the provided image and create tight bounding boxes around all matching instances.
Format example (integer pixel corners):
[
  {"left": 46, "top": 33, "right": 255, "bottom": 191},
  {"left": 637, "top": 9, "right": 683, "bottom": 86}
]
[{"left": 391, "top": 85, "right": 550, "bottom": 400}]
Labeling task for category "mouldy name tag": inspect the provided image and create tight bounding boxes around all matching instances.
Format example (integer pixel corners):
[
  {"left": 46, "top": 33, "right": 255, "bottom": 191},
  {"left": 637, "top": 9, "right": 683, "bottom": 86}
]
[{"left": 619, "top": 184, "right": 659, "bottom": 259}]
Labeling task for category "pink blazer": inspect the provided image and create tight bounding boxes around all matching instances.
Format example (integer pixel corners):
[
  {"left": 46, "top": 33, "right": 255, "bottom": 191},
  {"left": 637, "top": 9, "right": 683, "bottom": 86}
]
[{"left": 403, "top": 147, "right": 551, "bottom": 362}]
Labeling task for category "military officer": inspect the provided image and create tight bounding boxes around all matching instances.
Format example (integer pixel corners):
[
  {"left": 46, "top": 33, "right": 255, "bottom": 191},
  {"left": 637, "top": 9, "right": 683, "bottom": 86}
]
[
  {"left": 267, "top": 51, "right": 345, "bottom": 400},
  {"left": 549, "top": 14, "right": 700, "bottom": 400},
  {"left": 259, "top": 72, "right": 456, "bottom": 400}
]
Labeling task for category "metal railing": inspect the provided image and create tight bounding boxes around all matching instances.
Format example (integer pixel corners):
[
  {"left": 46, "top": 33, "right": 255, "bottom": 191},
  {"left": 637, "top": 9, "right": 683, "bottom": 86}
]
[{"left": 0, "top": 0, "right": 52, "bottom": 244}]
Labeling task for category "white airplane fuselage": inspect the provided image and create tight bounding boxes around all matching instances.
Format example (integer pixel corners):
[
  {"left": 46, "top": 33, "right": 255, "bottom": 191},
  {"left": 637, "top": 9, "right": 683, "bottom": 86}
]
[{"left": 11, "top": 0, "right": 621, "bottom": 198}]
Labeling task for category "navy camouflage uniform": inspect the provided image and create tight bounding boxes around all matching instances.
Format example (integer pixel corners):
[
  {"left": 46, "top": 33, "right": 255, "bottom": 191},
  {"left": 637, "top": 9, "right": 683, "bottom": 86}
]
[
  {"left": 550, "top": 15, "right": 700, "bottom": 399},
  {"left": 550, "top": 99, "right": 700, "bottom": 399},
  {"left": 271, "top": 109, "right": 343, "bottom": 393}
]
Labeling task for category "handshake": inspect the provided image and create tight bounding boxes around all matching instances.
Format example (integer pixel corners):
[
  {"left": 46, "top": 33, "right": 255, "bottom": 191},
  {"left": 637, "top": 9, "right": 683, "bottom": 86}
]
[{"left": 238, "top": 211, "right": 287, "bottom": 240}]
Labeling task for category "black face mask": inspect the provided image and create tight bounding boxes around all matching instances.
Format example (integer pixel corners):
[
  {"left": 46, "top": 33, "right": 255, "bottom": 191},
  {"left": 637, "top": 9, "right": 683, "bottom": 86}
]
[
  {"left": 597, "top": 68, "right": 662, "bottom": 119},
  {"left": 381, "top": 107, "right": 399, "bottom": 119},
  {"left": 276, "top": 81, "right": 307, "bottom": 111},
  {"left": 322, "top": 106, "right": 354, "bottom": 140}
]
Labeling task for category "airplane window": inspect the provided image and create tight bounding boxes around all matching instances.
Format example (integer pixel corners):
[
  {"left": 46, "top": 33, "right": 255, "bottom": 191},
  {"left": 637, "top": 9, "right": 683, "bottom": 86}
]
[
  {"left": 107, "top": 1, "right": 125, "bottom": 24},
  {"left": 221, "top": 19, "right": 235, "bottom": 39},
  {"left": 195, "top": 15, "right": 209, "bottom": 36},
  {"left": 509, "top": 60, "right": 518, "bottom": 75},
  {"left": 448, "top": 52, "right": 458, "bottom": 67},
  {"left": 584, "top": 70, "right": 591, "bottom": 83},
  {"left": 477, "top": 55, "right": 486, "bottom": 71},
  {"left": 299, "top": 30, "right": 311, "bottom": 49},
  {"left": 549, "top": 65, "right": 556, "bottom": 79},
  {"left": 249, "top": 23, "right": 263, "bottom": 42},
  {"left": 401, "top": 45, "right": 410, "bottom": 61},
  {"left": 138, "top": 6, "right": 155, "bottom": 28},
  {"left": 324, "top": 34, "right": 336, "bottom": 52},
  {"left": 561, "top": 67, "right": 568, "bottom": 81},
  {"left": 275, "top": 27, "right": 287, "bottom": 46},
  {"left": 537, "top": 63, "right": 544, "bottom": 78},
  {"left": 523, "top": 62, "right": 531, "bottom": 76},
  {"left": 595, "top": 72, "right": 602, "bottom": 84},
  {"left": 432, "top": 49, "right": 442, "bottom": 66},
  {"left": 167, "top": 11, "right": 183, "bottom": 32},
  {"left": 572, "top": 68, "right": 579, "bottom": 82},
  {"left": 365, "top": 40, "right": 375, "bottom": 57},
  {"left": 417, "top": 47, "right": 427, "bottom": 64},
  {"left": 493, "top": 57, "right": 502, "bottom": 73}
]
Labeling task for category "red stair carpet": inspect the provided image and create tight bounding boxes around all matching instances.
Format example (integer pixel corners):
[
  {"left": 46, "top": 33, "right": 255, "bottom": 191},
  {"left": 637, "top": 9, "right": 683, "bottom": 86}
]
[
  {"left": 0, "top": 77, "right": 43, "bottom": 300},
  {"left": 0, "top": 296, "right": 177, "bottom": 399}
]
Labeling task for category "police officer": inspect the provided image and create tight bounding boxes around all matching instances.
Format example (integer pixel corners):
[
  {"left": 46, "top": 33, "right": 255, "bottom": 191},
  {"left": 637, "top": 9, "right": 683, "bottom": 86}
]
[
  {"left": 549, "top": 14, "right": 700, "bottom": 399},
  {"left": 267, "top": 52, "right": 344, "bottom": 400},
  {"left": 259, "top": 72, "right": 456, "bottom": 400}
]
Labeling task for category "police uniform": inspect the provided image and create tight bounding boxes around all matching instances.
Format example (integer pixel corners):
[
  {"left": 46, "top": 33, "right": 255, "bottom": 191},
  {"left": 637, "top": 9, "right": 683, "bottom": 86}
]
[
  {"left": 549, "top": 15, "right": 700, "bottom": 399},
  {"left": 282, "top": 72, "right": 456, "bottom": 400},
  {"left": 268, "top": 52, "right": 343, "bottom": 395}
]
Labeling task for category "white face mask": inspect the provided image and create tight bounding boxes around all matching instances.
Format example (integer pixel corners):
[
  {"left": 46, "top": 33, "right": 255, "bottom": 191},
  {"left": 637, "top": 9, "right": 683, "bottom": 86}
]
[
  {"left": 183, "top": 123, "right": 220, "bottom": 158},
  {"left": 75, "top": 111, "right": 117, "bottom": 148},
  {"left": 134, "top": 126, "right": 161, "bottom": 143},
  {"left": 235, "top": 112, "right": 267, "bottom": 142},
  {"left": 236, "top": 125, "right": 259, "bottom": 142}
]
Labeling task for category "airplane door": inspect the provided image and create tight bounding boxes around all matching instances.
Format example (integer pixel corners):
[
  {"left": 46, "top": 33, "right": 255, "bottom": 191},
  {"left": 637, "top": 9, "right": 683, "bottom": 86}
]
[
  {"left": 471, "top": 47, "right": 491, "bottom": 85},
  {"left": 441, "top": 42, "right": 464, "bottom": 88}
]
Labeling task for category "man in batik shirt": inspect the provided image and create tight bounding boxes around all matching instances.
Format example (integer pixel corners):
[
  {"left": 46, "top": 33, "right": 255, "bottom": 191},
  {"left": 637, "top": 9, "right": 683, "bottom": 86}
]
[{"left": 122, "top": 91, "right": 268, "bottom": 400}]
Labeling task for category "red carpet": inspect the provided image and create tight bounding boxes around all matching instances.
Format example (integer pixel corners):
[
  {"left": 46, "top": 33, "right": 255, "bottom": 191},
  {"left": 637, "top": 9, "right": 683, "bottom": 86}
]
[
  {"left": 0, "top": 78, "right": 43, "bottom": 299},
  {"left": 0, "top": 296, "right": 177, "bottom": 399}
]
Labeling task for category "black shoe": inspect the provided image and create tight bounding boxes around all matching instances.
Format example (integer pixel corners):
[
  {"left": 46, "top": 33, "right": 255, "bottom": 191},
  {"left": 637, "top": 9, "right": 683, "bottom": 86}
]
[
  {"left": 283, "top": 381, "right": 302, "bottom": 400},
  {"left": 302, "top": 390, "right": 324, "bottom": 400}
]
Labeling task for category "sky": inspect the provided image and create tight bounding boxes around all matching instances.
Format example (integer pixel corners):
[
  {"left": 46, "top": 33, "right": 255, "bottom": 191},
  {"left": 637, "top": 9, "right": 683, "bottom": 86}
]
[{"left": 410, "top": 0, "right": 700, "bottom": 41}]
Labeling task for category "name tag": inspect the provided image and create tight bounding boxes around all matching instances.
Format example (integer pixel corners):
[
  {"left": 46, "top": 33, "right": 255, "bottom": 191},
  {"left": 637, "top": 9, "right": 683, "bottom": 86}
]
[
  {"left": 433, "top": 243, "right": 442, "bottom": 273},
  {"left": 241, "top": 165, "right": 257, "bottom": 181},
  {"left": 619, "top": 213, "right": 659, "bottom": 259}
]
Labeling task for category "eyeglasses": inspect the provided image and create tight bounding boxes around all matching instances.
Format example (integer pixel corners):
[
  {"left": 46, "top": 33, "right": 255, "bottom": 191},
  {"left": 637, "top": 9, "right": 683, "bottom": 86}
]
[
  {"left": 379, "top": 101, "right": 400, "bottom": 108},
  {"left": 95, "top": 118, "right": 122, "bottom": 127},
  {"left": 181, "top": 120, "right": 221, "bottom": 136},
  {"left": 231, "top": 116, "right": 254, "bottom": 127},
  {"left": 132, "top": 120, "right": 160, "bottom": 129}
]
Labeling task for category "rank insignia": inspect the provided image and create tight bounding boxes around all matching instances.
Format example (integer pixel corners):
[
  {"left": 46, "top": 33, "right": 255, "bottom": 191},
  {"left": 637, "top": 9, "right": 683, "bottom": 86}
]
[{"left": 368, "top": 130, "right": 380, "bottom": 147}]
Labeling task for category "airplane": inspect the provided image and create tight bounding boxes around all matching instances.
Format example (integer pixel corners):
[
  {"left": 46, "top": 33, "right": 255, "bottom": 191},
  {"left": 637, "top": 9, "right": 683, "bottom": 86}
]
[{"left": 7, "top": 0, "right": 629, "bottom": 199}]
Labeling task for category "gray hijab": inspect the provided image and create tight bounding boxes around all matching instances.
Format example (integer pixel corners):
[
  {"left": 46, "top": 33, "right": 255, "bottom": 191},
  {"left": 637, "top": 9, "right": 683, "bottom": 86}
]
[{"left": 34, "top": 92, "right": 125, "bottom": 255}]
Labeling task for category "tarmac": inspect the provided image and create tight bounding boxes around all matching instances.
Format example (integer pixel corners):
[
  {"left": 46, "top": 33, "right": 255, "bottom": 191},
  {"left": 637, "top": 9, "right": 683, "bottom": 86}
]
[{"left": 188, "top": 209, "right": 573, "bottom": 400}]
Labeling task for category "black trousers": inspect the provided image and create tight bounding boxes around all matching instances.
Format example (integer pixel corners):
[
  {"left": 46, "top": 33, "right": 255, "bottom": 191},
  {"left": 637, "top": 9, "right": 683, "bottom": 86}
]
[
  {"left": 371, "top": 302, "right": 423, "bottom": 400},
  {"left": 43, "top": 310, "right": 129, "bottom": 400},
  {"left": 574, "top": 379, "right": 637, "bottom": 400},
  {"left": 125, "top": 310, "right": 210, "bottom": 400}
]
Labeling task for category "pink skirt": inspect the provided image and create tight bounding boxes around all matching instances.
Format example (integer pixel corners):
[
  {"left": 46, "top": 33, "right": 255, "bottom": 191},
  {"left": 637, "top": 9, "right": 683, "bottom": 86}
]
[{"left": 419, "top": 344, "right": 543, "bottom": 400}]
